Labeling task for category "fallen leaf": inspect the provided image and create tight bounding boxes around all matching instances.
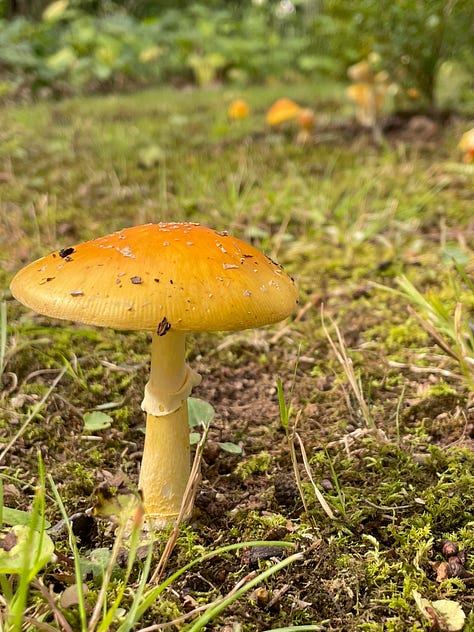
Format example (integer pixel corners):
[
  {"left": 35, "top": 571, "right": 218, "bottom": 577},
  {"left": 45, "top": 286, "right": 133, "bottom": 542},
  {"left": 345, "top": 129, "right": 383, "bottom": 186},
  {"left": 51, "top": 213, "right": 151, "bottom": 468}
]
[{"left": 413, "top": 590, "right": 466, "bottom": 631}]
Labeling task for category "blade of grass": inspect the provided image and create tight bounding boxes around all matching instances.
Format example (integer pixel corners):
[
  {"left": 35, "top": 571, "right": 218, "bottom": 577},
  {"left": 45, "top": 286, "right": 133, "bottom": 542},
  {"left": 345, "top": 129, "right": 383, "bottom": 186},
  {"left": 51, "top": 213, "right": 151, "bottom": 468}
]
[
  {"left": 8, "top": 452, "right": 50, "bottom": 630},
  {"left": 264, "top": 627, "right": 326, "bottom": 632},
  {"left": 0, "top": 302, "right": 6, "bottom": 380},
  {"left": 295, "top": 433, "right": 336, "bottom": 520},
  {"left": 0, "top": 365, "right": 67, "bottom": 463},
  {"left": 95, "top": 502, "right": 148, "bottom": 632},
  {"left": 321, "top": 307, "right": 373, "bottom": 429},
  {"left": 48, "top": 474, "right": 88, "bottom": 632},
  {"left": 127, "top": 541, "right": 295, "bottom": 627},
  {"left": 185, "top": 547, "right": 310, "bottom": 632}
]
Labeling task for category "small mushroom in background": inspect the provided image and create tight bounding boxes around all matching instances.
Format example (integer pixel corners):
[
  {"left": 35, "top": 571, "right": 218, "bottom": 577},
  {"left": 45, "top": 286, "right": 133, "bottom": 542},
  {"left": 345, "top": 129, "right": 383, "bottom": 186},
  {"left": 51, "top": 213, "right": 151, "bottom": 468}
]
[
  {"left": 227, "top": 98, "right": 250, "bottom": 121},
  {"left": 346, "top": 58, "right": 390, "bottom": 144},
  {"left": 458, "top": 128, "right": 474, "bottom": 163},
  {"left": 346, "top": 83, "right": 387, "bottom": 128},
  {"left": 347, "top": 60, "right": 374, "bottom": 84},
  {"left": 265, "top": 98, "right": 302, "bottom": 126},
  {"left": 266, "top": 98, "right": 315, "bottom": 143},
  {"left": 10, "top": 222, "right": 298, "bottom": 528},
  {"left": 295, "top": 107, "right": 315, "bottom": 144}
]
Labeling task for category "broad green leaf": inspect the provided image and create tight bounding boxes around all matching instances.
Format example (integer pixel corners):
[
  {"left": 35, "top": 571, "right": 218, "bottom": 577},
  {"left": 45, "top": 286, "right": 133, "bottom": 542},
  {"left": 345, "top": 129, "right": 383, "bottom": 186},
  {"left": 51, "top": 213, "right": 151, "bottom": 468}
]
[
  {"left": 413, "top": 590, "right": 466, "bottom": 632},
  {"left": 188, "top": 398, "right": 215, "bottom": 429},
  {"left": 83, "top": 411, "right": 113, "bottom": 432},
  {"left": 218, "top": 442, "right": 242, "bottom": 455},
  {"left": 2, "top": 506, "right": 51, "bottom": 529},
  {"left": 0, "top": 524, "right": 54, "bottom": 577}
]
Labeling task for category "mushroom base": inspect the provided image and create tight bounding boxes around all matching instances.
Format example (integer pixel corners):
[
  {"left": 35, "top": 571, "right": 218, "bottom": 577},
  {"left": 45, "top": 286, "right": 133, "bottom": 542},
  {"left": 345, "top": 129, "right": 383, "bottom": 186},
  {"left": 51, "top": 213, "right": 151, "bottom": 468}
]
[{"left": 138, "top": 405, "right": 191, "bottom": 527}]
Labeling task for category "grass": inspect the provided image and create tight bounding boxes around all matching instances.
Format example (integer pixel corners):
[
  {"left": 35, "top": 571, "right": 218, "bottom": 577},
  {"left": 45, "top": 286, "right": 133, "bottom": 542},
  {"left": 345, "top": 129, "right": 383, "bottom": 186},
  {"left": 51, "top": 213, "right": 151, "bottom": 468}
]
[{"left": 0, "top": 77, "right": 474, "bottom": 630}]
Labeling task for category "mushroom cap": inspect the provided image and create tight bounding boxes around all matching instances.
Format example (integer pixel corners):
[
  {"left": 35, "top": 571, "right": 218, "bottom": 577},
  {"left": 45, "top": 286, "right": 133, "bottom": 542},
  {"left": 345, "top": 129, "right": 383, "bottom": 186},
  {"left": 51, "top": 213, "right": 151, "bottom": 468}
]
[
  {"left": 266, "top": 98, "right": 301, "bottom": 126},
  {"left": 458, "top": 128, "right": 474, "bottom": 153},
  {"left": 10, "top": 223, "right": 298, "bottom": 332},
  {"left": 227, "top": 99, "right": 250, "bottom": 120}
]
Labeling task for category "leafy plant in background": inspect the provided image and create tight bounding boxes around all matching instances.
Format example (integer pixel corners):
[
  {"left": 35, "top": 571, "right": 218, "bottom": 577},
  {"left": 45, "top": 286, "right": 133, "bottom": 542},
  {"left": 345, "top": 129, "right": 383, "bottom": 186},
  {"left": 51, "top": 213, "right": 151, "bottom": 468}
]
[
  {"left": 319, "top": 0, "right": 474, "bottom": 108},
  {"left": 0, "top": 0, "right": 472, "bottom": 104}
]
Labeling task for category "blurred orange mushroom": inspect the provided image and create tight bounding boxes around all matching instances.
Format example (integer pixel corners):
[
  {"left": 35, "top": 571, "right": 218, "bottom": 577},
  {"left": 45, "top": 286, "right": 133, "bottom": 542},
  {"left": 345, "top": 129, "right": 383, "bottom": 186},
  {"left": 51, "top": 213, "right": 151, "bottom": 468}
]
[
  {"left": 296, "top": 108, "right": 315, "bottom": 144},
  {"left": 458, "top": 128, "right": 474, "bottom": 163},
  {"left": 346, "top": 83, "right": 386, "bottom": 128},
  {"left": 346, "top": 58, "right": 389, "bottom": 142},
  {"left": 266, "top": 98, "right": 302, "bottom": 126},
  {"left": 347, "top": 60, "right": 374, "bottom": 84},
  {"left": 227, "top": 99, "right": 250, "bottom": 121}
]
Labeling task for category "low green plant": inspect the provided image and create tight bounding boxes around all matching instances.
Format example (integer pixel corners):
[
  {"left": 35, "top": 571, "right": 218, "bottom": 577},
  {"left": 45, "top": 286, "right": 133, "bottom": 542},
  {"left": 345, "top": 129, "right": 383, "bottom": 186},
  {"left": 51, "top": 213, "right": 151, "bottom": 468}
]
[
  {"left": 318, "top": 0, "right": 474, "bottom": 107},
  {"left": 386, "top": 273, "right": 474, "bottom": 385},
  {"left": 0, "top": 454, "right": 54, "bottom": 631}
]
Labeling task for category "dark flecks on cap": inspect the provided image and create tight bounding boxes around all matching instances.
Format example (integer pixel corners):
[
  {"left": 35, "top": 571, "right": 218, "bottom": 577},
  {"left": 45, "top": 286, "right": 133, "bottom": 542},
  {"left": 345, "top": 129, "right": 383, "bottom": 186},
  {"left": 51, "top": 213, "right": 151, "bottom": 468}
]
[
  {"left": 130, "top": 276, "right": 143, "bottom": 284},
  {"left": 59, "top": 247, "right": 75, "bottom": 259},
  {"left": 157, "top": 316, "right": 171, "bottom": 336}
]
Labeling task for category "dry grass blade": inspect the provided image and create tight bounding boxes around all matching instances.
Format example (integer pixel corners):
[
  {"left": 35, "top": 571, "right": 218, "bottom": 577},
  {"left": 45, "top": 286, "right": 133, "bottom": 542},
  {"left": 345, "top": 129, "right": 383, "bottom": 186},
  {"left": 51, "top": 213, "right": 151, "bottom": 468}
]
[
  {"left": 321, "top": 308, "right": 373, "bottom": 429},
  {"left": 295, "top": 432, "right": 335, "bottom": 519},
  {"left": 31, "top": 579, "right": 75, "bottom": 632}
]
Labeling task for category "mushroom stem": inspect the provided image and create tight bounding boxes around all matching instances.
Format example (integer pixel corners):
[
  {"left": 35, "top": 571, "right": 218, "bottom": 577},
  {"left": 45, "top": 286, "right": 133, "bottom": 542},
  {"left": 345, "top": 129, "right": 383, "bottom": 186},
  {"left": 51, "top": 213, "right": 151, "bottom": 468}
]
[
  {"left": 139, "top": 330, "right": 201, "bottom": 525},
  {"left": 140, "top": 407, "right": 191, "bottom": 525}
]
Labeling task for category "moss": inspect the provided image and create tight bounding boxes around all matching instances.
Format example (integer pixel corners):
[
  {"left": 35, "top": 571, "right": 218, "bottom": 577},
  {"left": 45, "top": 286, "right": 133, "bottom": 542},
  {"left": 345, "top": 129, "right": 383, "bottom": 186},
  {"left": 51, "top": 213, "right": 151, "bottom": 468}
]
[
  {"left": 235, "top": 451, "right": 272, "bottom": 481},
  {"left": 422, "top": 381, "right": 458, "bottom": 399}
]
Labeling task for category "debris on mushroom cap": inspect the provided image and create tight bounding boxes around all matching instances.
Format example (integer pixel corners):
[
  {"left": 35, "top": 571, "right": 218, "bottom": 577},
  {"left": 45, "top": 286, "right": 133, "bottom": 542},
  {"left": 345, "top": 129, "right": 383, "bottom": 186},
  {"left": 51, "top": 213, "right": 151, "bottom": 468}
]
[
  {"left": 227, "top": 99, "right": 250, "bottom": 120},
  {"left": 10, "top": 222, "right": 298, "bottom": 333},
  {"left": 266, "top": 98, "right": 302, "bottom": 126}
]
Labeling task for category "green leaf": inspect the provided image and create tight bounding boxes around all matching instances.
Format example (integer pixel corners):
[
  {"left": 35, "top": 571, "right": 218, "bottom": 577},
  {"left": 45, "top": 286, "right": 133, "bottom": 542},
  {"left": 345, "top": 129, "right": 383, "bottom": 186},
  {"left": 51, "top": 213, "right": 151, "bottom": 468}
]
[
  {"left": 218, "top": 442, "right": 242, "bottom": 455},
  {"left": 188, "top": 398, "right": 215, "bottom": 429},
  {"left": 2, "top": 507, "right": 51, "bottom": 529},
  {"left": 440, "top": 245, "right": 469, "bottom": 266},
  {"left": 189, "top": 432, "right": 201, "bottom": 445},
  {"left": 93, "top": 491, "right": 142, "bottom": 528},
  {"left": 0, "top": 525, "right": 54, "bottom": 577},
  {"left": 83, "top": 411, "right": 113, "bottom": 432}
]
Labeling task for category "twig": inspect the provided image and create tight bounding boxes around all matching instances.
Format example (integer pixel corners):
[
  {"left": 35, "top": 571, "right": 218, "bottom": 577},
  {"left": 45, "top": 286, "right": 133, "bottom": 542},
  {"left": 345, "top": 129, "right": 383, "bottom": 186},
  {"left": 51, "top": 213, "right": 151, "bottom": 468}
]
[{"left": 31, "top": 579, "right": 75, "bottom": 632}]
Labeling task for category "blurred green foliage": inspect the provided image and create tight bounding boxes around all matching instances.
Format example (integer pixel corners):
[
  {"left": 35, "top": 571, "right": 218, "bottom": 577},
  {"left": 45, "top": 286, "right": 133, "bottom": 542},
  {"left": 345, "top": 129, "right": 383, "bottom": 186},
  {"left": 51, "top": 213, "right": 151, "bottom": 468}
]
[{"left": 0, "top": 0, "right": 472, "bottom": 107}]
